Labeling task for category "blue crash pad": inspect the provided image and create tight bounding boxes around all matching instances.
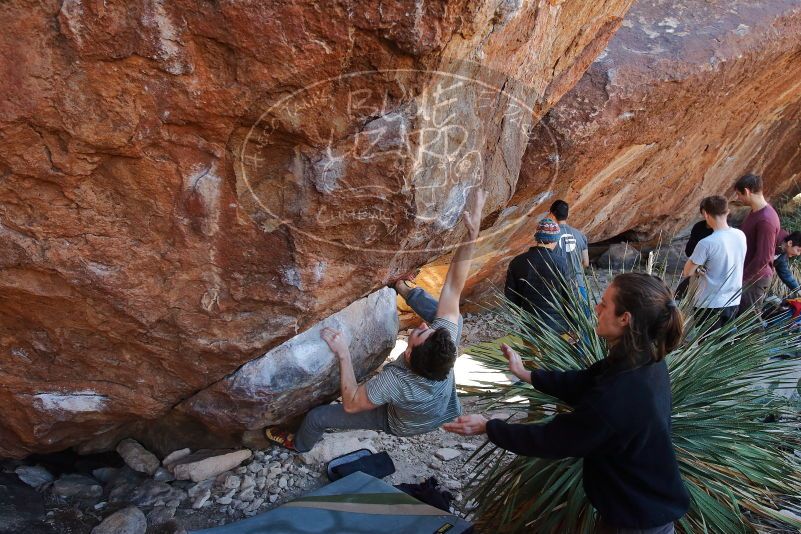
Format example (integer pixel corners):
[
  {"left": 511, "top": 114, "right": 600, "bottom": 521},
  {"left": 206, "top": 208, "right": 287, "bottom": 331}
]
[{"left": 190, "top": 471, "right": 473, "bottom": 534}]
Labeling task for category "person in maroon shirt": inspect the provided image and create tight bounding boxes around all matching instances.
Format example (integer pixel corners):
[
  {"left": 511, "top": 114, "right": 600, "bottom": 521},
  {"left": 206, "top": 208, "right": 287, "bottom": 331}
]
[{"left": 734, "top": 173, "right": 781, "bottom": 314}]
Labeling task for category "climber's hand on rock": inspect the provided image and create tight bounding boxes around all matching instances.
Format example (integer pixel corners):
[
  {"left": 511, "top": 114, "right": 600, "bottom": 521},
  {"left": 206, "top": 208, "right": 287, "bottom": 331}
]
[
  {"left": 321, "top": 327, "right": 349, "bottom": 358},
  {"left": 443, "top": 414, "right": 488, "bottom": 436}
]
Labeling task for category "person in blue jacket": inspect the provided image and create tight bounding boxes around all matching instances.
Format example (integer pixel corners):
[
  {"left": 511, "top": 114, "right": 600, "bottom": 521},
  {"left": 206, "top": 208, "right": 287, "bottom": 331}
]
[
  {"left": 774, "top": 230, "right": 801, "bottom": 296},
  {"left": 444, "top": 273, "right": 689, "bottom": 533}
]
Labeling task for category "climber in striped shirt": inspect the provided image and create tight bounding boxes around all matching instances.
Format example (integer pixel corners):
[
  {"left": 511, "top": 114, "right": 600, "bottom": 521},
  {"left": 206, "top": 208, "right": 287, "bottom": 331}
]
[{"left": 266, "top": 189, "right": 487, "bottom": 452}]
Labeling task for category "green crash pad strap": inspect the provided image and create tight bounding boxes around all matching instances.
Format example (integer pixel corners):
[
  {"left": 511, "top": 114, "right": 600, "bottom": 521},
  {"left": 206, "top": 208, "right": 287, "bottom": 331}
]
[{"left": 284, "top": 493, "right": 449, "bottom": 516}]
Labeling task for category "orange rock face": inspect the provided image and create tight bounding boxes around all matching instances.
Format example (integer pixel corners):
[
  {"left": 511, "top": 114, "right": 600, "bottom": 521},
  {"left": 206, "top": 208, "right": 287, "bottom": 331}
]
[
  {"left": 460, "top": 0, "right": 801, "bottom": 303},
  {"left": 0, "top": 0, "right": 633, "bottom": 457}
]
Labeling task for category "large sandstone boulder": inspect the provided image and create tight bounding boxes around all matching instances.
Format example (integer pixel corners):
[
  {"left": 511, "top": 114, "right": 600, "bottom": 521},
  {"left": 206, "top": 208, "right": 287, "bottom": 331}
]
[
  {"left": 178, "top": 287, "right": 399, "bottom": 432},
  {"left": 0, "top": 0, "right": 634, "bottom": 457},
  {"left": 452, "top": 0, "right": 801, "bottom": 302}
]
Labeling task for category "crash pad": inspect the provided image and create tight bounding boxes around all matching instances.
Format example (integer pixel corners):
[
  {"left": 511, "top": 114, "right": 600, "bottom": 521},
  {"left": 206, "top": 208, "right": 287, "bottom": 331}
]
[{"left": 190, "top": 471, "right": 473, "bottom": 534}]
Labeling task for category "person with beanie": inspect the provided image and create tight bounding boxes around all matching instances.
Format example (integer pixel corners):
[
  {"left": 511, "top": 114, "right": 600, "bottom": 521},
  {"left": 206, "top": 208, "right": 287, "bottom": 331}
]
[{"left": 504, "top": 217, "right": 571, "bottom": 334}]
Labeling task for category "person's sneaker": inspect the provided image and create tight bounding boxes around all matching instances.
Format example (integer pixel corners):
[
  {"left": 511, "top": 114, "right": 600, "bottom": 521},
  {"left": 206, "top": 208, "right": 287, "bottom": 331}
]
[{"left": 265, "top": 427, "right": 297, "bottom": 451}]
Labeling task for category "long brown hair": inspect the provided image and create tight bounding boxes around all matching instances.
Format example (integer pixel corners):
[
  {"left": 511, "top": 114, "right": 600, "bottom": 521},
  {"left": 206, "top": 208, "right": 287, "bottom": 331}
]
[{"left": 609, "top": 273, "right": 684, "bottom": 367}]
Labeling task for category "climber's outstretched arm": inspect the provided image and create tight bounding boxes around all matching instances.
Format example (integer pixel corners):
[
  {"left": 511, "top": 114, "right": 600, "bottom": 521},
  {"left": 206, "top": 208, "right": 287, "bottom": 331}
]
[{"left": 436, "top": 189, "right": 487, "bottom": 324}]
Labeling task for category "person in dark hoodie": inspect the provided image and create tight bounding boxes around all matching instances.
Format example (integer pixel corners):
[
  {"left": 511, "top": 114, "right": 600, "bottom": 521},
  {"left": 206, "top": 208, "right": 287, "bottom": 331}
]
[
  {"left": 444, "top": 273, "right": 689, "bottom": 533},
  {"left": 504, "top": 217, "right": 571, "bottom": 334}
]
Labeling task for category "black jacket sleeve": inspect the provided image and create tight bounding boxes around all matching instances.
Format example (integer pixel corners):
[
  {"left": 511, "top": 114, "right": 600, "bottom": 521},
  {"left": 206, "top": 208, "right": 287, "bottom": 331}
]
[
  {"left": 685, "top": 221, "right": 712, "bottom": 257},
  {"left": 486, "top": 405, "right": 614, "bottom": 458},
  {"left": 530, "top": 368, "right": 597, "bottom": 405}
]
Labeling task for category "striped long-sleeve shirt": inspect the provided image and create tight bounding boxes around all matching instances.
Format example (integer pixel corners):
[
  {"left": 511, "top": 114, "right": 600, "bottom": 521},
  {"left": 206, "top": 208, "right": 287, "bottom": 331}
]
[{"left": 365, "top": 317, "right": 462, "bottom": 436}]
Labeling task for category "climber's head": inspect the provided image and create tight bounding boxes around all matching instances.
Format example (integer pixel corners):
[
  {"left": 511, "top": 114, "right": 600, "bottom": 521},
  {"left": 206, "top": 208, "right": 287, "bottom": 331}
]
[{"left": 404, "top": 322, "right": 457, "bottom": 381}]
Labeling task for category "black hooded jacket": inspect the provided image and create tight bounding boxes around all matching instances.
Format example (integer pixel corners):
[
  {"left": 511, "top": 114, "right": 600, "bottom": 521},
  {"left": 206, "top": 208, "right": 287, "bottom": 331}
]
[{"left": 486, "top": 357, "right": 689, "bottom": 529}]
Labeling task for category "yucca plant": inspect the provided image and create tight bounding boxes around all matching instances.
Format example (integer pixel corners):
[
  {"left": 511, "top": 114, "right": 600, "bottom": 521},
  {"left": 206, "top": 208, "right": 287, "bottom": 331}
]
[{"left": 460, "top": 271, "right": 801, "bottom": 533}]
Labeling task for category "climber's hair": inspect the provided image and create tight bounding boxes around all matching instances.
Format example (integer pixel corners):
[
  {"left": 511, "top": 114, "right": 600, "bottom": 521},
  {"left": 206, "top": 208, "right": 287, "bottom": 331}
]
[
  {"left": 734, "top": 173, "right": 763, "bottom": 194},
  {"left": 409, "top": 329, "right": 457, "bottom": 381},
  {"left": 699, "top": 195, "right": 728, "bottom": 217}
]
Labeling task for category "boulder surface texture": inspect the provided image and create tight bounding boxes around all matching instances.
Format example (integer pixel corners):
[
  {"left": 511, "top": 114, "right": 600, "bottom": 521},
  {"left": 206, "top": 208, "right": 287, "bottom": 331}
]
[
  {"left": 0, "top": 0, "right": 635, "bottom": 457},
  {"left": 455, "top": 0, "right": 801, "bottom": 302}
]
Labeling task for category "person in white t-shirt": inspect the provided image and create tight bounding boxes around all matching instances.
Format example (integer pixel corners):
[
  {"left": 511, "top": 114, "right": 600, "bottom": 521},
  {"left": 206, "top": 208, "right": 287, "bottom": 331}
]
[{"left": 682, "top": 195, "right": 747, "bottom": 331}]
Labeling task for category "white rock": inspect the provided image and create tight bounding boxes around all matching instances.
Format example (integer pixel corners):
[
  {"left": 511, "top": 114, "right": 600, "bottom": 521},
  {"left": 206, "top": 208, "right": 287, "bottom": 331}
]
[
  {"left": 435, "top": 448, "right": 461, "bottom": 462},
  {"left": 172, "top": 449, "right": 252, "bottom": 483},
  {"left": 239, "top": 486, "right": 256, "bottom": 502},
  {"left": 279, "top": 452, "right": 289, "bottom": 461},
  {"left": 91, "top": 506, "right": 146, "bottom": 534},
  {"left": 300, "top": 432, "right": 377, "bottom": 465},
  {"left": 278, "top": 476, "right": 288, "bottom": 489},
  {"left": 116, "top": 439, "right": 160, "bottom": 475},
  {"left": 256, "top": 476, "right": 267, "bottom": 490},
  {"left": 15, "top": 465, "right": 54, "bottom": 489},
  {"left": 246, "top": 497, "right": 265, "bottom": 513},
  {"left": 348, "top": 430, "right": 379, "bottom": 440},
  {"left": 187, "top": 479, "right": 214, "bottom": 499},
  {"left": 240, "top": 475, "right": 256, "bottom": 490},
  {"left": 459, "top": 442, "right": 478, "bottom": 451},
  {"left": 269, "top": 494, "right": 278, "bottom": 503},
  {"left": 192, "top": 489, "right": 211, "bottom": 509},
  {"left": 247, "top": 462, "right": 261, "bottom": 474},
  {"left": 216, "top": 495, "right": 233, "bottom": 505},
  {"left": 443, "top": 479, "right": 461, "bottom": 490},
  {"left": 223, "top": 475, "right": 241, "bottom": 490},
  {"left": 162, "top": 448, "right": 191, "bottom": 467}
]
